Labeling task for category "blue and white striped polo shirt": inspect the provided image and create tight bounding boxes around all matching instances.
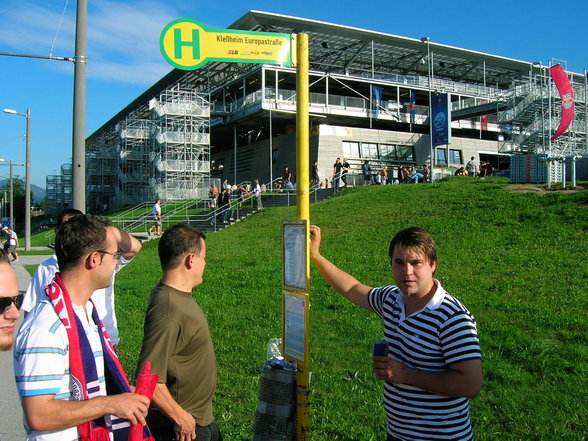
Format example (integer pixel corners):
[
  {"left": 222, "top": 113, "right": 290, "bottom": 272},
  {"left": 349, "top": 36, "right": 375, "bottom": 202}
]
[
  {"left": 369, "top": 281, "right": 481, "bottom": 441},
  {"left": 14, "top": 300, "right": 107, "bottom": 441}
]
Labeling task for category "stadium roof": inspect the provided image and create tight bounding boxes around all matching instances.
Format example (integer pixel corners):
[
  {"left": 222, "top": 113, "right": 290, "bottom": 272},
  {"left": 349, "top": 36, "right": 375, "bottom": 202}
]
[
  {"left": 233, "top": 10, "right": 538, "bottom": 88},
  {"left": 89, "top": 10, "right": 565, "bottom": 141}
]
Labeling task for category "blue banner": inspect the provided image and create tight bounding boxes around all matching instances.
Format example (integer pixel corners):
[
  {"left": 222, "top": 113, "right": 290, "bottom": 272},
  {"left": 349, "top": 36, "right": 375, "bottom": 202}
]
[
  {"left": 431, "top": 93, "right": 450, "bottom": 146},
  {"left": 371, "top": 85, "right": 383, "bottom": 120},
  {"left": 409, "top": 90, "right": 416, "bottom": 124}
]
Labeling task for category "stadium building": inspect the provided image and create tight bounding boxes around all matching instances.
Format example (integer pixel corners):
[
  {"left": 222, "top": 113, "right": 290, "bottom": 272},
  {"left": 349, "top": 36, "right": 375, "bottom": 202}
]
[{"left": 80, "top": 10, "right": 587, "bottom": 210}]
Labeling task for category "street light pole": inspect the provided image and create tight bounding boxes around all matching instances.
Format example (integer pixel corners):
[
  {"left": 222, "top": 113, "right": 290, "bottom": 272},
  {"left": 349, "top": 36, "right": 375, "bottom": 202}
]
[
  {"left": 3, "top": 108, "right": 32, "bottom": 250},
  {"left": 25, "top": 108, "right": 31, "bottom": 250},
  {"left": 72, "top": 0, "right": 88, "bottom": 212},
  {"left": 9, "top": 160, "right": 14, "bottom": 231}
]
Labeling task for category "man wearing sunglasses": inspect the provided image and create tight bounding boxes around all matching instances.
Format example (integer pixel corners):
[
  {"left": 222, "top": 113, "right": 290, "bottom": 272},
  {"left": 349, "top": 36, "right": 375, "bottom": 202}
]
[
  {"left": 0, "top": 249, "right": 20, "bottom": 351},
  {"left": 22, "top": 208, "right": 142, "bottom": 347},
  {"left": 14, "top": 215, "right": 151, "bottom": 440}
]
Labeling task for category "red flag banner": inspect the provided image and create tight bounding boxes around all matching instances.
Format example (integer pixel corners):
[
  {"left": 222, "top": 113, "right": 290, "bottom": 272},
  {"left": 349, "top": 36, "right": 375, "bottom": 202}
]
[
  {"left": 549, "top": 64, "right": 575, "bottom": 140},
  {"left": 480, "top": 115, "right": 488, "bottom": 131},
  {"left": 480, "top": 100, "right": 488, "bottom": 131}
]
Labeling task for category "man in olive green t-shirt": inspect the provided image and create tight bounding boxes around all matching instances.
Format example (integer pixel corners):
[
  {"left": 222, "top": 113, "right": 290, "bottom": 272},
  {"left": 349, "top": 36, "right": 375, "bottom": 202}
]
[{"left": 137, "top": 225, "right": 222, "bottom": 441}]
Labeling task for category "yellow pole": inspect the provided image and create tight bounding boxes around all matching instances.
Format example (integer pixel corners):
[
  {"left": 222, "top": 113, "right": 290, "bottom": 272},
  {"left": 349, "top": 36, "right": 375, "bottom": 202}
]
[
  {"left": 295, "top": 32, "right": 311, "bottom": 441},
  {"left": 297, "top": 33, "right": 310, "bottom": 221}
]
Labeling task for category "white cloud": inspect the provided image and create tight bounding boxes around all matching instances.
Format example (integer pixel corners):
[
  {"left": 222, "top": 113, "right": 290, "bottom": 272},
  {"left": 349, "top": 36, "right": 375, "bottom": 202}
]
[
  {"left": 0, "top": 2, "right": 75, "bottom": 55},
  {"left": 0, "top": 0, "right": 181, "bottom": 85}
]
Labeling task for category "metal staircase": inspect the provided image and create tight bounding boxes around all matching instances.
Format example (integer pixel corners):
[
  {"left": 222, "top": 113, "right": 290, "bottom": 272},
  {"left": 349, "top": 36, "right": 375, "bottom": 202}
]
[
  {"left": 499, "top": 72, "right": 587, "bottom": 157},
  {"left": 126, "top": 184, "right": 341, "bottom": 239}
]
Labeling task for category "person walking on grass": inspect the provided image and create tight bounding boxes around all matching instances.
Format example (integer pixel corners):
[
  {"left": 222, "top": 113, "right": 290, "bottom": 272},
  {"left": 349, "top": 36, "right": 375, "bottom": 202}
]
[
  {"left": 137, "top": 225, "right": 222, "bottom": 441},
  {"left": 253, "top": 179, "right": 263, "bottom": 210},
  {"left": 149, "top": 199, "right": 162, "bottom": 236},
  {"left": 341, "top": 158, "right": 350, "bottom": 188},
  {"left": 312, "top": 161, "right": 320, "bottom": 186},
  {"left": 309, "top": 225, "right": 482, "bottom": 441},
  {"left": 2, "top": 226, "right": 19, "bottom": 262},
  {"left": 333, "top": 158, "right": 343, "bottom": 192},
  {"left": 466, "top": 156, "right": 477, "bottom": 177},
  {"left": 362, "top": 160, "right": 372, "bottom": 185}
]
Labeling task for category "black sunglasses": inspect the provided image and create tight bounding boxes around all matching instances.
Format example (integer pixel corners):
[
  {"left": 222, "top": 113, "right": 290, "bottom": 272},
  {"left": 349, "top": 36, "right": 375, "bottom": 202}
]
[{"left": 0, "top": 293, "right": 24, "bottom": 312}]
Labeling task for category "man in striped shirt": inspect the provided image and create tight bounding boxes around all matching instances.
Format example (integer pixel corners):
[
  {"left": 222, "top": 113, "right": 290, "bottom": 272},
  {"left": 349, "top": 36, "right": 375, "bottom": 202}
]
[{"left": 310, "top": 225, "right": 482, "bottom": 441}]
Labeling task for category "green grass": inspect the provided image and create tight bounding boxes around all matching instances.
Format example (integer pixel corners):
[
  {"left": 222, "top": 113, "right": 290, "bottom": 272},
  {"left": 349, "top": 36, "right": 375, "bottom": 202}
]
[
  {"left": 17, "top": 249, "right": 54, "bottom": 256},
  {"left": 29, "top": 229, "right": 55, "bottom": 247},
  {"left": 89, "top": 178, "right": 588, "bottom": 440},
  {"left": 24, "top": 264, "right": 38, "bottom": 276}
]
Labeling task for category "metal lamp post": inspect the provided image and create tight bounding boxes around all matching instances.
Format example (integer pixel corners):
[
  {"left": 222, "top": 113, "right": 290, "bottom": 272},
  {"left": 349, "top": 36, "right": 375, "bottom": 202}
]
[
  {"left": 3, "top": 108, "right": 31, "bottom": 251},
  {"left": 421, "top": 37, "right": 434, "bottom": 177}
]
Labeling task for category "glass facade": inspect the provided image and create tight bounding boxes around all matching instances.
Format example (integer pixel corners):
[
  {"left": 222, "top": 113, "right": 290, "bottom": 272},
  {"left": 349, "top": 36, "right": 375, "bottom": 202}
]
[{"left": 343, "top": 141, "right": 415, "bottom": 162}]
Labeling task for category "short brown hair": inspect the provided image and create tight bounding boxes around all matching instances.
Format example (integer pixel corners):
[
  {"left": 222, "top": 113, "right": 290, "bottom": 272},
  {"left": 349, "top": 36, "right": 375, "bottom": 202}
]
[
  {"left": 56, "top": 208, "right": 84, "bottom": 229},
  {"left": 388, "top": 227, "right": 437, "bottom": 265},
  {"left": 55, "top": 214, "right": 112, "bottom": 272},
  {"left": 158, "top": 224, "right": 206, "bottom": 271}
]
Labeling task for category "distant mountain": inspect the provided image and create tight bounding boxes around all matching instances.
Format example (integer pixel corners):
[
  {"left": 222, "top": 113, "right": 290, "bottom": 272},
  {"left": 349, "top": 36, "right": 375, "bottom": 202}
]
[
  {"left": 31, "top": 184, "right": 46, "bottom": 204},
  {"left": 0, "top": 179, "right": 46, "bottom": 204}
]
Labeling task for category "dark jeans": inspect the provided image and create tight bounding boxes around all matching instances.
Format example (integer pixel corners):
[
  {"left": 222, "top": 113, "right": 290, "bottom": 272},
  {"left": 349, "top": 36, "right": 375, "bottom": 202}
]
[
  {"left": 386, "top": 435, "right": 403, "bottom": 441},
  {"left": 151, "top": 422, "right": 223, "bottom": 441}
]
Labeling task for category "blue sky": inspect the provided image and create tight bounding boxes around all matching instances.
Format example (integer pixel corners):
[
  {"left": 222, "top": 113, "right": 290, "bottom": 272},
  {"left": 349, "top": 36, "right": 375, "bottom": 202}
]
[{"left": 1, "top": 0, "right": 586, "bottom": 189}]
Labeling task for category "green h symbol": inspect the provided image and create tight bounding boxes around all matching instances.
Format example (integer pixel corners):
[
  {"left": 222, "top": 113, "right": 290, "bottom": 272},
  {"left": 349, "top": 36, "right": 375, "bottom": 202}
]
[{"left": 174, "top": 28, "right": 200, "bottom": 59}]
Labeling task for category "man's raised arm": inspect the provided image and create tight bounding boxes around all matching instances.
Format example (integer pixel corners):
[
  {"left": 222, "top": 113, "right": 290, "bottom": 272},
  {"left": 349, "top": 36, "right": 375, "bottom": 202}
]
[{"left": 111, "top": 226, "right": 142, "bottom": 260}]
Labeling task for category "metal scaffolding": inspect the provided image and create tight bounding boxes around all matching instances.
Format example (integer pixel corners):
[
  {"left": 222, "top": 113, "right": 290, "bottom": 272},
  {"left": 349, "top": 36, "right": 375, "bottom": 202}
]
[
  {"left": 87, "top": 131, "right": 117, "bottom": 211},
  {"left": 149, "top": 86, "right": 210, "bottom": 201},
  {"left": 45, "top": 163, "right": 72, "bottom": 214},
  {"left": 115, "top": 114, "right": 152, "bottom": 206},
  {"left": 85, "top": 88, "right": 211, "bottom": 208}
]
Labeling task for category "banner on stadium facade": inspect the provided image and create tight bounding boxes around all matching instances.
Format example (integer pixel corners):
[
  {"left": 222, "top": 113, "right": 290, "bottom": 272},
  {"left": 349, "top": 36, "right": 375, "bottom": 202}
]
[
  {"left": 431, "top": 92, "right": 451, "bottom": 146},
  {"left": 371, "top": 85, "right": 383, "bottom": 120},
  {"left": 160, "top": 18, "right": 294, "bottom": 70},
  {"left": 549, "top": 64, "right": 575, "bottom": 140},
  {"left": 479, "top": 100, "right": 488, "bottom": 131},
  {"left": 409, "top": 90, "right": 416, "bottom": 124}
]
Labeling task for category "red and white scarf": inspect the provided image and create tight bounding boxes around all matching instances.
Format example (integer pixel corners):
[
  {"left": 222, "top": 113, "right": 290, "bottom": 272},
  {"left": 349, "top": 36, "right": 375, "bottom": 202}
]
[{"left": 45, "top": 274, "right": 154, "bottom": 441}]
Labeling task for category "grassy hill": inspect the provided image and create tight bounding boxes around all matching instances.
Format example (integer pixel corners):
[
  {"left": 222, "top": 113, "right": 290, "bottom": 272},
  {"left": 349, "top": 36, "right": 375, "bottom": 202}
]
[{"left": 114, "top": 177, "right": 588, "bottom": 440}]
